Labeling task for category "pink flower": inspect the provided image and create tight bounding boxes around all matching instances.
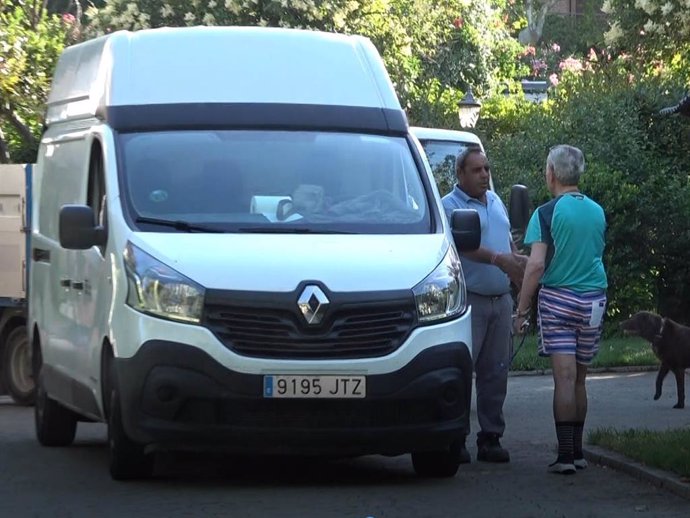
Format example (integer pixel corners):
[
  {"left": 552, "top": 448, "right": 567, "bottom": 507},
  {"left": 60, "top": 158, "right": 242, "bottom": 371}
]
[
  {"left": 549, "top": 73, "right": 559, "bottom": 86},
  {"left": 559, "top": 57, "right": 584, "bottom": 73},
  {"left": 62, "top": 13, "right": 76, "bottom": 24},
  {"left": 551, "top": 43, "right": 561, "bottom": 53},
  {"left": 453, "top": 17, "right": 463, "bottom": 29},
  {"left": 524, "top": 46, "right": 536, "bottom": 56}
]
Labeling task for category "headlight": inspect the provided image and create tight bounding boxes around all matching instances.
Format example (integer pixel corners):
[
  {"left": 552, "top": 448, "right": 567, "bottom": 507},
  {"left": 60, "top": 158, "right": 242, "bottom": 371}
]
[
  {"left": 413, "top": 246, "right": 466, "bottom": 322},
  {"left": 124, "top": 242, "right": 205, "bottom": 323}
]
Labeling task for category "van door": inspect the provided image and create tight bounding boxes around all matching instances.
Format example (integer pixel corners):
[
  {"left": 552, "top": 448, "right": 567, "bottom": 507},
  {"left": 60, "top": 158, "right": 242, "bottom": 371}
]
[
  {"left": 32, "top": 135, "right": 89, "bottom": 396},
  {"left": 73, "top": 143, "right": 111, "bottom": 399}
]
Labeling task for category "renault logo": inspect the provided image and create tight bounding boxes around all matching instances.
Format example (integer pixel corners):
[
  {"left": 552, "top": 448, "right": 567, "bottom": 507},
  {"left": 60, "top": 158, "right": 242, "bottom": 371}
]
[{"left": 298, "top": 285, "right": 329, "bottom": 325}]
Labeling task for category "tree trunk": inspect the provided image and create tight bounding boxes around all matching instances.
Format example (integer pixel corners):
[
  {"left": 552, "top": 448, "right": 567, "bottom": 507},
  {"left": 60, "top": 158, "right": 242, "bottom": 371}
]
[
  {"left": 522, "top": 0, "right": 559, "bottom": 45},
  {"left": 0, "top": 105, "right": 39, "bottom": 151},
  {"left": 0, "top": 128, "right": 10, "bottom": 164}
]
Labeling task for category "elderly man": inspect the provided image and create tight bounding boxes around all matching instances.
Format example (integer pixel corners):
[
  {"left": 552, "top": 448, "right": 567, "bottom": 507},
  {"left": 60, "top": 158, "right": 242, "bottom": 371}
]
[
  {"left": 514, "top": 145, "right": 608, "bottom": 475},
  {"left": 442, "top": 145, "right": 526, "bottom": 463}
]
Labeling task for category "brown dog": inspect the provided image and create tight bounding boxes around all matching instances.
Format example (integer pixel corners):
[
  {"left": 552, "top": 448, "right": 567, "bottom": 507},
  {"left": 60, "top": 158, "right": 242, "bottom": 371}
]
[{"left": 620, "top": 311, "right": 690, "bottom": 409}]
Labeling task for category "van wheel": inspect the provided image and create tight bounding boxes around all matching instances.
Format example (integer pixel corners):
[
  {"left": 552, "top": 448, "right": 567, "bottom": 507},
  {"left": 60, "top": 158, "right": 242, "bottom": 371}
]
[
  {"left": 35, "top": 376, "right": 77, "bottom": 446},
  {"left": 2, "top": 326, "right": 35, "bottom": 406},
  {"left": 108, "top": 389, "right": 154, "bottom": 480},
  {"left": 411, "top": 440, "right": 463, "bottom": 478}
]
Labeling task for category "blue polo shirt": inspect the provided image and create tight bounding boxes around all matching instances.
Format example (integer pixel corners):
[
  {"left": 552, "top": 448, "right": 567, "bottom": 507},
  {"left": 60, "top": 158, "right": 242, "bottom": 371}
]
[{"left": 442, "top": 185, "right": 512, "bottom": 296}]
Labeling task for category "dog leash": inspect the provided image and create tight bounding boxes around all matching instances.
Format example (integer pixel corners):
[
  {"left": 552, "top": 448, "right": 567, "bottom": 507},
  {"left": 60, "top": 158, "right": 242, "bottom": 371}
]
[{"left": 510, "top": 320, "right": 530, "bottom": 365}]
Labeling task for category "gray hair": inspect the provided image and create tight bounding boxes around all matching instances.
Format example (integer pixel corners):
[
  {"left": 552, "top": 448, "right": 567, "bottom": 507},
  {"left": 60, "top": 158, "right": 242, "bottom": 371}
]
[{"left": 546, "top": 145, "right": 585, "bottom": 186}]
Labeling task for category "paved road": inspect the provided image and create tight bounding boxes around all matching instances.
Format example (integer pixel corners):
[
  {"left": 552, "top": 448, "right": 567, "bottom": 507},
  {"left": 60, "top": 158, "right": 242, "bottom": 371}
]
[{"left": 1, "top": 371, "right": 689, "bottom": 518}]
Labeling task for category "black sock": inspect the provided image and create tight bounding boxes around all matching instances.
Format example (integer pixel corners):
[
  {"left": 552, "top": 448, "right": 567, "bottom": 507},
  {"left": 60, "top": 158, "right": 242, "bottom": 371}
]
[
  {"left": 573, "top": 421, "right": 584, "bottom": 459},
  {"left": 555, "top": 422, "right": 575, "bottom": 463}
]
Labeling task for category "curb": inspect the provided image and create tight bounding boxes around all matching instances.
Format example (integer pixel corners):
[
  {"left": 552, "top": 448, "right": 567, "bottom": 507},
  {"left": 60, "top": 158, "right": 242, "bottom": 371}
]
[
  {"left": 583, "top": 445, "right": 690, "bottom": 501},
  {"left": 508, "top": 365, "right": 659, "bottom": 377}
]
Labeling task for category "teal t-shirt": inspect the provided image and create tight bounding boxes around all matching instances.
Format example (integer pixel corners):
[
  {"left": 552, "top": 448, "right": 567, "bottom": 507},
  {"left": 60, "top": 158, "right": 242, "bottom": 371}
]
[{"left": 524, "top": 193, "right": 607, "bottom": 292}]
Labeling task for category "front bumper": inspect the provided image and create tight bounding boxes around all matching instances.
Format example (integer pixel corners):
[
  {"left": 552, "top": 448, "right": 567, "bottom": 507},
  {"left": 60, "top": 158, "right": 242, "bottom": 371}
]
[{"left": 114, "top": 340, "right": 473, "bottom": 456}]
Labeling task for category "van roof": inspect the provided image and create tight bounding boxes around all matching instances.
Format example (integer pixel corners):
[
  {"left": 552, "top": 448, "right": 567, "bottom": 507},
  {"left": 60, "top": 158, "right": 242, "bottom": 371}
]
[
  {"left": 45, "top": 26, "right": 403, "bottom": 128},
  {"left": 410, "top": 126, "right": 483, "bottom": 148}
]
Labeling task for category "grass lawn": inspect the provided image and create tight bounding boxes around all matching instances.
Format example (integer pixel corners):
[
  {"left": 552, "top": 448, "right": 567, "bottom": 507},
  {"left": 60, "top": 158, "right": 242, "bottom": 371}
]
[
  {"left": 588, "top": 427, "right": 690, "bottom": 480},
  {"left": 509, "top": 335, "right": 658, "bottom": 371}
]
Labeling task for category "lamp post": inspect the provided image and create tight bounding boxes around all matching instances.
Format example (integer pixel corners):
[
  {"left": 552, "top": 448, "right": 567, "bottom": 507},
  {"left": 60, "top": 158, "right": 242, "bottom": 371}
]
[{"left": 457, "top": 88, "right": 481, "bottom": 129}]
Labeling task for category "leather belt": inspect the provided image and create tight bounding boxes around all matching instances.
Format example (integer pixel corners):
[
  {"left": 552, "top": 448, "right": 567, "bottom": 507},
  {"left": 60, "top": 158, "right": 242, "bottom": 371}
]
[{"left": 467, "top": 292, "right": 507, "bottom": 301}]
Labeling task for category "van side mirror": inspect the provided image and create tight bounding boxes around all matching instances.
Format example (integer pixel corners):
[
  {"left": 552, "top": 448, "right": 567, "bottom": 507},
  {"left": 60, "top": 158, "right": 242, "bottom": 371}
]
[
  {"left": 59, "top": 205, "right": 106, "bottom": 250},
  {"left": 451, "top": 209, "right": 480, "bottom": 252},
  {"left": 509, "top": 184, "right": 531, "bottom": 232}
]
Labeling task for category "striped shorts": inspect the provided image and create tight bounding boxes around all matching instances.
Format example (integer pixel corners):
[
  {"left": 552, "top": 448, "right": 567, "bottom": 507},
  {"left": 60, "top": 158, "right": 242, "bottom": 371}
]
[{"left": 537, "top": 287, "right": 607, "bottom": 365}]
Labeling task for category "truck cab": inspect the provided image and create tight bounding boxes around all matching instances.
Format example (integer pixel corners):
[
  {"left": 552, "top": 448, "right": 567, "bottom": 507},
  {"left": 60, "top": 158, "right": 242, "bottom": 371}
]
[{"left": 0, "top": 164, "right": 33, "bottom": 405}]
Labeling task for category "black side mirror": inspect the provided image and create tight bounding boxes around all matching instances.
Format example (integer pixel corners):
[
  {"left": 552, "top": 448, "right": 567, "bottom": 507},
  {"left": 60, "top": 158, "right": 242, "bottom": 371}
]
[
  {"left": 59, "top": 205, "right": 106, "bottom": 250},
  {"left": 451, "top": 209, "right": 480, "bottom": 252},
  {"left": 509, "top": 184, "right": 531, "bottom": 233}
]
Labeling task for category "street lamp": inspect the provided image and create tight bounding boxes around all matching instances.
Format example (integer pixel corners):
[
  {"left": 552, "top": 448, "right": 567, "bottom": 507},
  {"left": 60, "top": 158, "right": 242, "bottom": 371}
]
[{"left": 457, "top": 88, "right": 481, "bottom": 128}]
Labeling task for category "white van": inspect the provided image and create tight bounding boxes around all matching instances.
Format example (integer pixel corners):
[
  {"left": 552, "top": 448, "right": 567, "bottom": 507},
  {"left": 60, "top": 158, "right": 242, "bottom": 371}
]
[{"left": 29, "top": 27, "right": 481, "bottom": 480}]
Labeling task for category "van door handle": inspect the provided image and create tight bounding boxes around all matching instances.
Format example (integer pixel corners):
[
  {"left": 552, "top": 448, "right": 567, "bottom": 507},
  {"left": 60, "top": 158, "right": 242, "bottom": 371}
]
[
  {"left": 60, "top": 279, "right": 71, "bottom": 288},
  {"left": 71, "top": 281, "right": 84, "bottom": 291},
  {"left": 33, "top": 248, "right": 51, "bottom": 263}
]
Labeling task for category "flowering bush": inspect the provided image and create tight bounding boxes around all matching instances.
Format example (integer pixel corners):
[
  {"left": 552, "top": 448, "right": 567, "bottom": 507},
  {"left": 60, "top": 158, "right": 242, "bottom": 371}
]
[
  {"left": 517, "top": 42, "right": 561, "bottom": 80},
  {"left": 515, "top": 41, "right": 598, "bottom": 89},
  {"left": 602, "top": 0, "right": 690, "bottom": 75}
]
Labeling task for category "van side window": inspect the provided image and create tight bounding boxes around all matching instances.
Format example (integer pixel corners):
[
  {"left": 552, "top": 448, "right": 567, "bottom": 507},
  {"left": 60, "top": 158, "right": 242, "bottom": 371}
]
[{"left": 87, "top": 143, "right": 107, "bottom": 254}]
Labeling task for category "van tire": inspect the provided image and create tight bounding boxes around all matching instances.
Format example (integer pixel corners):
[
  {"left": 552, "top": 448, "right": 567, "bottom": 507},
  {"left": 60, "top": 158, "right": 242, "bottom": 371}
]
[
  {"left": 108, "top": 389, "right": 154, "bottom": 480},
  {"left": 411, "top": 440, "right": 463, "bottom": 478},
  {"left": 35, "top": 377, "right": 77, "bottom": 446},
  {"left": 2, "top": 326, "right": 35, "bottom": 406}
]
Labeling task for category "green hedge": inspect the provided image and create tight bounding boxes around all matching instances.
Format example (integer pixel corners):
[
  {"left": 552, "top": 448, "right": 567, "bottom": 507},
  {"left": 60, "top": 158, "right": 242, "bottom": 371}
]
[{"left": 473, "top": 66, "right": 690, "bottom": 327}]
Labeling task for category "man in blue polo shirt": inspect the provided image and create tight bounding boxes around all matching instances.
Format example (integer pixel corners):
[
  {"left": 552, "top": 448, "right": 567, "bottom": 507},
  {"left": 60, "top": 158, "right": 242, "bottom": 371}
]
[{"left": 442, "top": 145, "right": 526, "bottom": 463}]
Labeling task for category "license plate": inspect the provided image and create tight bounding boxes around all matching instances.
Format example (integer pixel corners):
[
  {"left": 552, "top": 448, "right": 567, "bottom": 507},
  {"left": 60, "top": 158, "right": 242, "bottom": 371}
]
[{"left": 263, "top": 375, "right": 366, "bottom": 398}]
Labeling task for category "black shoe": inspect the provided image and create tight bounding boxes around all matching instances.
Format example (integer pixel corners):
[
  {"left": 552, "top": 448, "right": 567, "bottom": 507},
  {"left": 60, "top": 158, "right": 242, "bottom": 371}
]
[{"left": 476, "top": 433, "right": 510, "bottom": 463}]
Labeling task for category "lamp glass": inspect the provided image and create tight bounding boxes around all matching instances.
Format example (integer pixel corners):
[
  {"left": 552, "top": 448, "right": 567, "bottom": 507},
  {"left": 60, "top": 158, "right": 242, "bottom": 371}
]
[
  {"left": 458, "top": 105, "right": 480, "bottom": 128},
  {"left": 458, "top": 90, "right": 481, "bottom": 128}
]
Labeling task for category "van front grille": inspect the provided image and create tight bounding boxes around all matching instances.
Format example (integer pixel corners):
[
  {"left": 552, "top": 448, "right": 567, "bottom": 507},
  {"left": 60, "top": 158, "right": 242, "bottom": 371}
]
[{"left": 203, "top": 299, "right": 416, "bottom": 359}]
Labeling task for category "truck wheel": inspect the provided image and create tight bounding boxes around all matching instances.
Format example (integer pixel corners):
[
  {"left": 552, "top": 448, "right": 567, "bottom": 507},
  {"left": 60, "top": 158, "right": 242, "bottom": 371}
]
[
  {"left": 35, "top": 376, "right": 77, "bottom": 446},
  {"left": 108, "top": 388, "right": 154, "bottom": 480},
  {"left": 411, "top": 440, "right": 463, "bottom": 478},
  {"left": 2, "top": 326, "right": 35, "bottom": 405}
]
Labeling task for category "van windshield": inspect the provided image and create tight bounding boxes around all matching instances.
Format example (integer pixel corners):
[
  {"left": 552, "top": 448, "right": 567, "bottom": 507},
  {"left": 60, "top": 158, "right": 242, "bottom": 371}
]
[{"left": 120, "top": 130, "right": 431, "bottom": 234}]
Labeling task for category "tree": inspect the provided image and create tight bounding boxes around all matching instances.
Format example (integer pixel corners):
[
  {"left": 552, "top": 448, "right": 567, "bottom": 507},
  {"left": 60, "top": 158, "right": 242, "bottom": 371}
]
[
  {"left": 0, "top": 2, "right": 78, "bottom": 162},
  {"left": 602, "top": 0, "right": 690, "bottom": 78},
  {"left": 519, "top": 0, "right": 559, "bottom": 45}
]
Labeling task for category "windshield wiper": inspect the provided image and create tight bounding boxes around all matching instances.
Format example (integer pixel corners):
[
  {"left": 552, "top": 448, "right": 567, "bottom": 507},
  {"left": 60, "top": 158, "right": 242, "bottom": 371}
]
[
  {"left": 135, "top": 216, "right": 225, "bottom": 233},
  {"left": 237, "top": 227, "right": 355, "bottom": 234}
]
